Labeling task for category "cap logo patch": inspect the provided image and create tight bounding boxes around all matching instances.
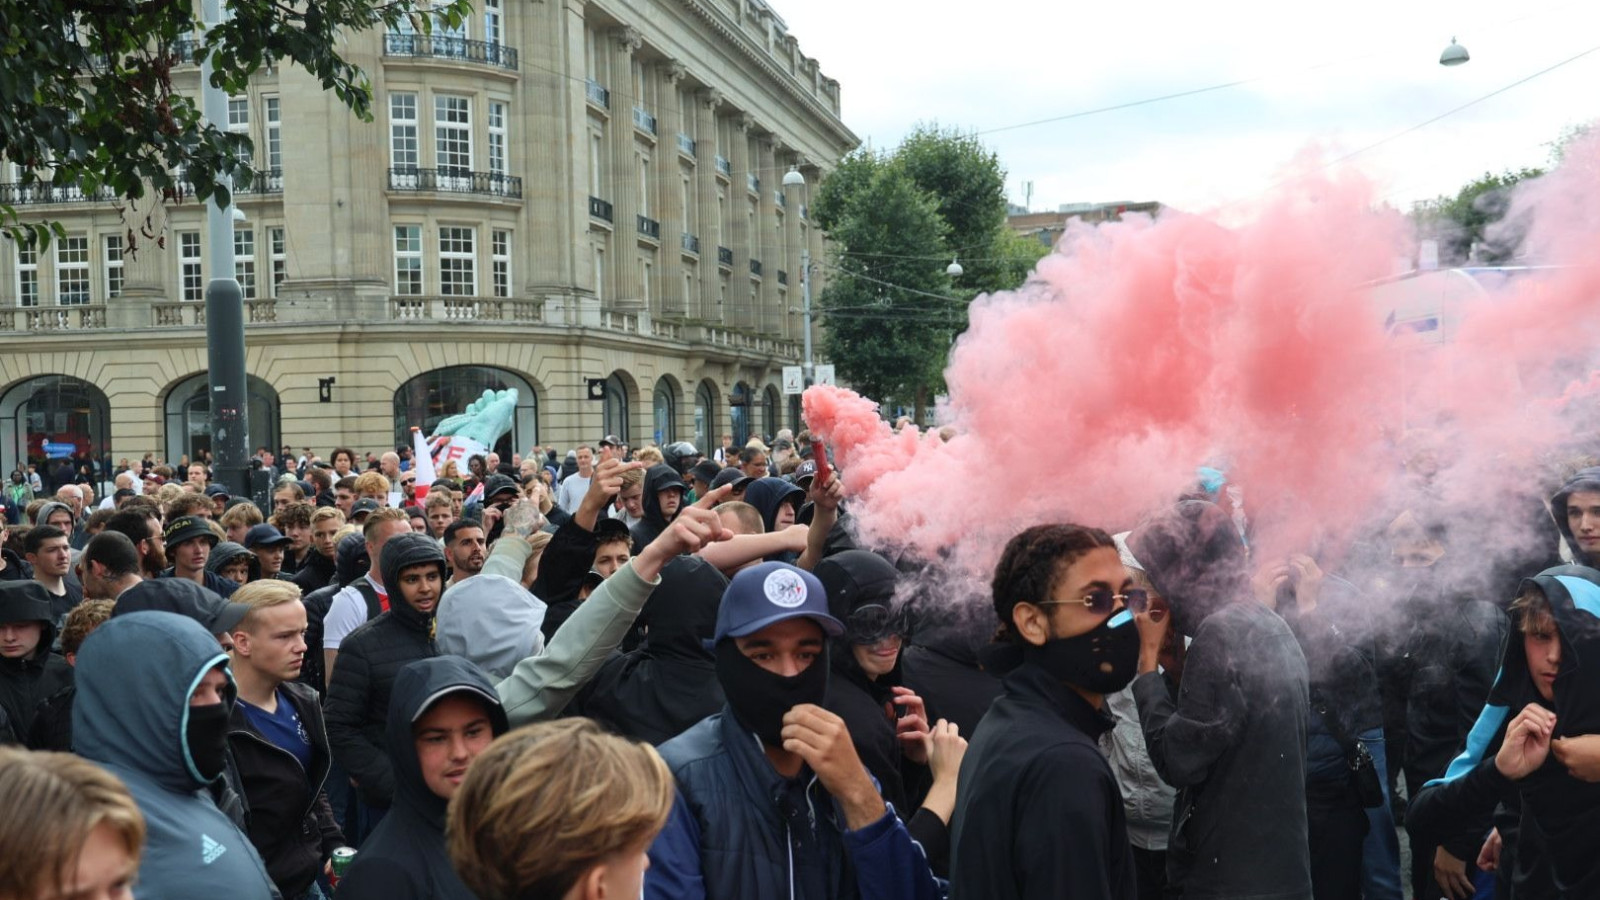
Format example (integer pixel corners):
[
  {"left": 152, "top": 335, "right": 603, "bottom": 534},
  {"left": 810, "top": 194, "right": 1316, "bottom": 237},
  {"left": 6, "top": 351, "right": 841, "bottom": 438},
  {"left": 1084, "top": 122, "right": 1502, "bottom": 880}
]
[{"left": 763, "top": 569, "right": 808, "bottom": 608}]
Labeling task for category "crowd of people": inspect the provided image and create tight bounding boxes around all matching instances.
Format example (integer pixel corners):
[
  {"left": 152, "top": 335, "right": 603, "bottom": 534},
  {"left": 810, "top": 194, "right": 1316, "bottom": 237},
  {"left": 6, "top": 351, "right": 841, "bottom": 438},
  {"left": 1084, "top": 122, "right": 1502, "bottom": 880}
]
[{"left": 2, "top": 425, "right": 1600, "bottom": 900}]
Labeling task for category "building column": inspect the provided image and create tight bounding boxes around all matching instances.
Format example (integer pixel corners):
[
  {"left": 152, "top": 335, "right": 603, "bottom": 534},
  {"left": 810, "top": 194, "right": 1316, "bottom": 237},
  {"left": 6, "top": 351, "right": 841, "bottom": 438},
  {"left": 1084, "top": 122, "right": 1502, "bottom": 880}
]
[
  {"left": 607, "top": 25, "right": 643, "bottom": 307},
  {"left": 693, "top": 87, "right": 723, "bottom": 323},
  {"left": 753, "top": 134, "right": 777, "bottom": 333},
  {"left": 727, "top": 113, "right": 754, "bottom": 329},
  {"left": 655, "top": 61, "right": 688, "bottom": 317}
]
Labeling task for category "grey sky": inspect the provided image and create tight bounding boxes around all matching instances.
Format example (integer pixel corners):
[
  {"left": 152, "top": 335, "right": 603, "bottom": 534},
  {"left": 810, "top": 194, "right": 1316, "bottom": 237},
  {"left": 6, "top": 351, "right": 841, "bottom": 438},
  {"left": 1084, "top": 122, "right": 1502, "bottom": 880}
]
[{"left": 775, "top": 0, "right": 1599, "bottom": 214}]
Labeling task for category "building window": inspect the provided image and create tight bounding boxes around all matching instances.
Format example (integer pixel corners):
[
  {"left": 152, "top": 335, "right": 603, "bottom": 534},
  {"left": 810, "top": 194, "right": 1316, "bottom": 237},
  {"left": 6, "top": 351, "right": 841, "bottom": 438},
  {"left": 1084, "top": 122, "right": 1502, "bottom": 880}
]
[
  {"left": 179, "top": 231, "right": 203, "bottom": 301},
  {"left": 227, "top": 96, "right": 251, "bottom": 165},
  {"left": 438, "top": 226, "right": 476, "bottom": 296},
  {"left": 234, "top": 228, "right": 256, "bottom": 300},
  {"left": 638, "top": 154, "right": 650, "bottom": 217},
  {"left": 103, "top": 234, "right": 124, "bottom": 299},
  {"left": 488, "top": 101, "right": 508, "bottom": 176},
  {"left": 681, "top": 174, "right": 692, "bottom": 230},
  {"left": 492, "top": 229, "right": 510, "bottom": 298},
  {"left": 55, "top": 235, "right": 90, "bottom": 306},
  {"left": 593, "top": 247, "right": 605, "bottom": 303},
  {"left": 390, "top": 93, "right": 419, "bottom": 184},
  {"left": 264, "top": 97, "right": 281, "bottom": 172},
  {"left": 434, "top": 95, "right": 471, "bottom": 175},
  {"left": 394, "top": 225, "right": 422, "bottom": 295},
  {"left": 269, "top": 227, "right": 286, "bottom": 297},
  {"left": 589, "top": 131, "right": 604, "bottom": 196},
  {"left": 641, "top": 259, "right": 653, "bottom": 305},
  {"left": 485, "top": 0, "right": 502, "bottom": 46},
  {"left": 17, "top": 246, "right": 38, "bottom": 308}
]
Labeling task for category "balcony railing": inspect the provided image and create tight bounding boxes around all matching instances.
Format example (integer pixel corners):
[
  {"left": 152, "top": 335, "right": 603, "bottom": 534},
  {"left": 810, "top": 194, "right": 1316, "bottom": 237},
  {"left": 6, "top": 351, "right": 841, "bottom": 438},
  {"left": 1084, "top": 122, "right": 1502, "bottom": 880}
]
[
  {"left": 774, "top": 190, "right": 786, "bottom": 208},
  {"left": 234, "top": 168, "right": 284, "bottom": 194},
  {"left": 390, "top": 296, "right": 544, "bottom": 323},
  {"left": 749, "top": 259, "right": 763, "bottom": 277},
  {"left": 586, "top": 80, "right": 610, "bottom": 109},
  {"left": 681, "top": 233, "right": 700, "bottom": 254},
  {"left": 717, "top": 246, "right": 733, "bottom": 267},
  {"left": 0, "top": 182, "right": 117, "bottom": 205},
  {"left": 0, "top": 305, "right": 108, "bottom": 332},
  {"left": 676, "top": 133, "right": 696, "bottom": 156},
  {"left": 383, "top": 33, "right": 518, "bottom": 70},
  {"left": 170, "top": 36, "right": 200, "bottom": 64},
  {"left": 747, "top": 173, "right": 761, "bottom": 194},
  {"left": 588, "top": 196, "right": 614, "bottom": 222},
  {"left": 777, "top": 270, "right": 788, "bottom": 285},
  {"left": 388, "top": 168, "right": 522, "bottom": 199},
  {"left": 714, "top": 155, "right": 731, "bottom": 177},
  {"left": 637, "top": 214, "right": 660, "bottom": 239},
  {"left": 632, "top": 107, "right": 657, "bottom": 135}
]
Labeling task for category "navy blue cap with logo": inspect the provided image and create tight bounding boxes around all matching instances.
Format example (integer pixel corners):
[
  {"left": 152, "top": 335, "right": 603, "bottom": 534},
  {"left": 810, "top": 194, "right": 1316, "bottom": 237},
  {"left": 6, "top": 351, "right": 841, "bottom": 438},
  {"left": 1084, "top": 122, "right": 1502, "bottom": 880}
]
[{"left": 709, "top": 561, "right": 844, "bottom": 648}]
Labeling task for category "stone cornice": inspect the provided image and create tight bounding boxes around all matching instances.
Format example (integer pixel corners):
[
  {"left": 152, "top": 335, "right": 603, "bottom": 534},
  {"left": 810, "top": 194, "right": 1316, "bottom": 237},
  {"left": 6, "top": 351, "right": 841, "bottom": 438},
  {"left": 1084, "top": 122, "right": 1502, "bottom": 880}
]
[{"left": 674, "top": 0, "right": 858, "bottom": 150}]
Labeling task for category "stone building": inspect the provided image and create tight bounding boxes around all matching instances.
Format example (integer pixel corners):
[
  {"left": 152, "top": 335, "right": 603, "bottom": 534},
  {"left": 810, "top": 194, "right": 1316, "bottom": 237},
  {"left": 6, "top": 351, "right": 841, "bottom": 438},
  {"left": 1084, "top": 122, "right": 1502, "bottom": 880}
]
[{"left": 0, "top": 0, "right": 854, "bottom": 474}]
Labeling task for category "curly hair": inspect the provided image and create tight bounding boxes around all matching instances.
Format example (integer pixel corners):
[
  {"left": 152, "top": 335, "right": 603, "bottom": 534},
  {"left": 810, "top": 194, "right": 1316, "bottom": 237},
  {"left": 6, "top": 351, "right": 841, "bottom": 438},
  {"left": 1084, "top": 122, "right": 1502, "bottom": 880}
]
[{"left": 991, "top": 524, "right": 1115, "bottom": 639}]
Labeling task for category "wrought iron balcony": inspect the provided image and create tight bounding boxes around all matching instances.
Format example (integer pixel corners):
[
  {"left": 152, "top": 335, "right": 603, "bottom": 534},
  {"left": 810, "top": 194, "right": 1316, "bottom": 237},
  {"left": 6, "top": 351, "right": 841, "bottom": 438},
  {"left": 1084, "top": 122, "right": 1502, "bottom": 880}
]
[
  {"left": 777, "top": 270, "right": 788, "bottom": 285},
  {"left": 676, "top": 133, "right": 696, "bottom": 156},
  {"left": 715, "top": 155, "right": 731, "bottom": 177},
  {"left": 586, "top": 80, "right": 610, "bottom": 109},
  {"left": 747, "top": 173, "right": 761, "bottom": 194},
  {"left": 170, "top": 36, "right": 200, "bottom": 64},
  {"left": 388, "top": 168, "right": 522, "bottom": 199},
  {"left": 749, "top": 259, "right": 763, "bottom": 277},
  {"left": 717, "top": 246, "right": 733, "bottom": 267},
  {"left": 383, "top": 33, "right": 518, "bottom": 70},
  {"left": 637, "top": 214, "right": 660, "bottom": 239},
  {"left": 589, "top": 196, "right": 614, "bottom": 222},
  {"left": 234, "top": 168, "right": 284, "bottom": 194},
  {"left": 681, "top": 233, "right": 700, "bottom": 254},
  {"left": 632, "top": 107, "right": 657, "bottom": 135}
]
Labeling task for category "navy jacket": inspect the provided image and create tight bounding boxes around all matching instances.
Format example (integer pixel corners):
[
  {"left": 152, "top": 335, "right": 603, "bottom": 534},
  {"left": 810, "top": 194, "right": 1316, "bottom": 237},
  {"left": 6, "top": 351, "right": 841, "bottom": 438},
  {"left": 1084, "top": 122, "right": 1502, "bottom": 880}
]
[{"left": 646, "top": 706, "right": 942, "bottom": 900}]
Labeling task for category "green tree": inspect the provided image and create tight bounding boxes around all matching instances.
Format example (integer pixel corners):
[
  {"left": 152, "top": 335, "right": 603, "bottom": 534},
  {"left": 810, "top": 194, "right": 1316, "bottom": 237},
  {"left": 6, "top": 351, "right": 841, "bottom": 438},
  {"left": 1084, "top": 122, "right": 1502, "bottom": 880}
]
[
  {"left": 0, "top": 0, "right": 469, "bottom": 248},
  {"left": 1412, "top": 167, "right": 1543, "bottom": 265},
  {"left": 816, "top": 163, "right": 952, "bottom": 410},
  {"left": 893, "top": 124, "right": 1011, "bottom": 295}
]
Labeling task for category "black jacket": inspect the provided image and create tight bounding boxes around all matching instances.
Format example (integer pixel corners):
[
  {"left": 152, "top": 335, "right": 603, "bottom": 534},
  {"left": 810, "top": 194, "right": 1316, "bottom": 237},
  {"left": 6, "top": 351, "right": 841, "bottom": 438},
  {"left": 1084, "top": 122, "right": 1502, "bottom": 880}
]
[
  {"left": 0, "top": 582, "right": 73, "bottom": 739},
  {"left": 949, "top": 657, "right": 1135, "bottom": 900},
  {"left": 532, "top": 516, "right": 609, "bottom": 640},
  {"left": 158, "top": 566, "right": 241, "bottom": 597},
  {"left": 228, "top": 681, "right": 343, "bottom": 897},
  {"left": 900, "top": 620, "right": 1004, "bottom": 740},
  {"left": 324, "top": 534, "right": 442, "bottom": 809},
  {"left": 299, "top": 534, "right": 370, "bottom": 696},
  {"left": 629, "top": 464, "right": 685, "bottom": 554},
  {"left": 290, "top": 548, "right": 337, "bottom": 594},
  {"left": 337, "top": 656, "right": 508, "bottom": 900},
  {"left": 24, "top": 682, "right": 74, "bottom": 751},
  {"left": 571, "top": 555, "right": 727, "bottom": 744}
]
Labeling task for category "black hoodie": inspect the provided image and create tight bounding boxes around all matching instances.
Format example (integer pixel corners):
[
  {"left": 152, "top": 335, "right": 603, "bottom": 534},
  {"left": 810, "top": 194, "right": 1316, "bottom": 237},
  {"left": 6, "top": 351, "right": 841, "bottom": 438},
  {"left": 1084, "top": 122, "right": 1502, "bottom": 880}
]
[
  {"left": 0, "top": 581, "right": 72, "bottom": 738},
  {"left": 337, "top": 656, "right": 508, "bottom": 900},
  {"left": 324, "top": 533, "right": 443, "bottom": 809},
  {"left": 298, "top": 533, "right": 369, "bottom": 696},
  {"left": 1126, "top": 500, "right": 1313, "bottom": 900},
  {"left": 629, "top": 464, "right": 687, "bottom": 553},
  {"left": 1550, "top": 468, "right": 1600, "bottom": 567},
  {"left": 571, "top": 555, "right": 727, "bottom": 744}
]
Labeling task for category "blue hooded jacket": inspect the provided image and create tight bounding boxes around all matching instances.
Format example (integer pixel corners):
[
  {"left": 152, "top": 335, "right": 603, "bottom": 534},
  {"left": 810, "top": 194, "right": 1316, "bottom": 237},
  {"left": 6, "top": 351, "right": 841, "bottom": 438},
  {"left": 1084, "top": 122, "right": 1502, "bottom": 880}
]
[{"left": 73, "top": 611, "right": 276, "bottom": 900}]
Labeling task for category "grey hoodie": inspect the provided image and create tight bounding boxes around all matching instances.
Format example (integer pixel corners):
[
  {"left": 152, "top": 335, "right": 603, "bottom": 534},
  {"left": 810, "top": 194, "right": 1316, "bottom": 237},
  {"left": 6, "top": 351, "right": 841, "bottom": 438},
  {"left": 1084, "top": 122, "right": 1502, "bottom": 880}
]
[
  {"left": 73, "top": 611, "right": 277, "bottom": 900},
  {"left": 435, "top": 574, "right": 546, "bottom": 679}
]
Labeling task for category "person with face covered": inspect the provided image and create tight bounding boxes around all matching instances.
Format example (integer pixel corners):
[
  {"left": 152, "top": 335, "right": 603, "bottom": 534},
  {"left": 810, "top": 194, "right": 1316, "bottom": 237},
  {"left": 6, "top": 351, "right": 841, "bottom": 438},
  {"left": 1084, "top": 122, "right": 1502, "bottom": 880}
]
[
  {"left": 947, "top": 525, "right": 1141, "bottom": 899},
  {"left": 324, "top": 533, "right": 446, "bottom": 829},
  {"left": 818, "top": 550, "right": 964, "bottom": 877},
  {"left": 72, "top": 610, "right": 277, "bottom": 899},
  {"left": 645, "top": 561, "right": 942, "bottom": 900},
  {"left": 335, "top": 656, "right": 510, "bottom": 900},
  {"left": 629, "top": 464, "right": 689, "bottom": 554},
  {"left": 1126, "top": 500, "right": 1313, "bottom": 900}
]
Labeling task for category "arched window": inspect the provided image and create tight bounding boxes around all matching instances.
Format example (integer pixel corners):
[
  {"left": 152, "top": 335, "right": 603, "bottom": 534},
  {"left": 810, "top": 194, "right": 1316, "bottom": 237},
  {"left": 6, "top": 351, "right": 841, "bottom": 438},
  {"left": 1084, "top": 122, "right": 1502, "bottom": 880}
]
[
  {"left": 693, "top": 380, "right": 718, "bottom": 453},
  {"left": 652, "top": 378, "right": 678, "bottom": 445},
  {"left": 0, "top": 375, "right": 111, "bottom": 488},
  {"left": 763, "top": 385, "right": 781, "bottom": 439},
  {"left": 164, "top": 374, "right": 281, "bottom": 467},
  {"left": 603, "top": 372, "right": 631, "bottom": 444},
  {"left": 393, "top": 366, "right": 538, "bottom": 459},
  {"left": 730, "top": 382, "right": 752, "bottom": 446}
]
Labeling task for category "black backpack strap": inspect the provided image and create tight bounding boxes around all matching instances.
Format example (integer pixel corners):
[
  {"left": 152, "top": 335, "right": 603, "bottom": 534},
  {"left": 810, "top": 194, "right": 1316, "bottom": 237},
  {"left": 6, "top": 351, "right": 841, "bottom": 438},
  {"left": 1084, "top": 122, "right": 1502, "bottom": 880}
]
[{"left": 353, "top": 579, "right": 384, "bottom": 621}]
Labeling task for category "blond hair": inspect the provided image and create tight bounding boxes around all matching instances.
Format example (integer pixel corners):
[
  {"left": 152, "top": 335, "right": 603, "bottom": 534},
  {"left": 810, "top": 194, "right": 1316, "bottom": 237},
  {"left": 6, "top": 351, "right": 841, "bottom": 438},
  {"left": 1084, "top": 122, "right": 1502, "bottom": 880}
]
[
  {"left": 618, "top": 466, "right": 646, "bottom": 488},
  {"left": 447, "top": 719, "right": 674, "bottom": 900},
  {"left": 219, "top": 501, "right": 265, "bottom": 531},
  {"left": 0, "top": 747, "right": 145, "bottom": 899},
  {"left": 311, "top": 506, "right": 347, "bottom": 528},
  {"left": 232, "top": 580, "right": 304, "bottom": 634},
  {"left": 633, "top": 446, "right": 664, "bottom": 466},
  {"left": 353, "top": 471, "right": 391, "bottom": 499},
  {"left": 362, "top": 506, "right": 409, "bottom": 541}
]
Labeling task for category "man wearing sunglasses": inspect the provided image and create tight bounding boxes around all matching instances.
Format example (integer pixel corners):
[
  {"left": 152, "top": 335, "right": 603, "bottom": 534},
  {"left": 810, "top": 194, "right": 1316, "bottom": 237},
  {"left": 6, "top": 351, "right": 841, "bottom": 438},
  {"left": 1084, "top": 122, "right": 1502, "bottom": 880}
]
[{"left": 949, "top": 524, "right": 1144, "bottom": 899}]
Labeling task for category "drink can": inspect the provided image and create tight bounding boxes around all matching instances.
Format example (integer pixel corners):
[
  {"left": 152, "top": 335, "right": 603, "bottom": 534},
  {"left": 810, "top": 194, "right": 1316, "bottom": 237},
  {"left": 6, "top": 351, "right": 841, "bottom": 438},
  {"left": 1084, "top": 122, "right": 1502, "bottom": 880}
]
[{"left": 330, "top": 847, "right": 356, "bottom": 881}]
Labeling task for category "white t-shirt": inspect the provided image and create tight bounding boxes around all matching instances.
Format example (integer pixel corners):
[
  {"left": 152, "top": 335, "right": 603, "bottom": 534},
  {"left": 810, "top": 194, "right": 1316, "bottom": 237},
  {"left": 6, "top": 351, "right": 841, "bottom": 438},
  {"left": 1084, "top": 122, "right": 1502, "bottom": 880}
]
[
  {"left": 555, "top": 474, "right": 591, "bottom": 512},
  {"left": 322, "top": 575, "right": 387, "bottom": 650}
]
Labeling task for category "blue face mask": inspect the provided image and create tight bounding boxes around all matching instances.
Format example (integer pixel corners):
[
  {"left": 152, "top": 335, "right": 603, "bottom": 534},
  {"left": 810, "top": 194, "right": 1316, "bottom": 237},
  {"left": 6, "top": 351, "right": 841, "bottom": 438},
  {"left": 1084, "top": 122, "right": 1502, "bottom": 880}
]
[{"left": 1024, "top": 610, "right": 1140, "bottom": 695}]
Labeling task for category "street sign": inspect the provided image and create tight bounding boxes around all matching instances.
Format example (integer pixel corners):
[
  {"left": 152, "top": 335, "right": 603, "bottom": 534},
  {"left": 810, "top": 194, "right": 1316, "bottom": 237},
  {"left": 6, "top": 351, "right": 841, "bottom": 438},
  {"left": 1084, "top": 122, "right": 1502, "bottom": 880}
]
[
  {"left": 782, "top": 366, "right": 804, "bottom": 395},
  {"left": 814, "top": 365, "right": 836, "bottom": 387},
  {"left": 42, "top": 442, "right": 75, "bottom": 458}
]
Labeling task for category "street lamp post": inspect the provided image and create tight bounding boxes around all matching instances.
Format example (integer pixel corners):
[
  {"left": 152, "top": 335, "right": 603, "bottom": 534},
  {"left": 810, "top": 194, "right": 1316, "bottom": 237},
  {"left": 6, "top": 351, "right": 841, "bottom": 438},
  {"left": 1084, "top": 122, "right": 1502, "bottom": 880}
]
[
  {"left": 783, "top": 166, "right": 815, "bottom": 386},
  {"left": 200, "top": 0, "right": 250, "bottom": 497}
]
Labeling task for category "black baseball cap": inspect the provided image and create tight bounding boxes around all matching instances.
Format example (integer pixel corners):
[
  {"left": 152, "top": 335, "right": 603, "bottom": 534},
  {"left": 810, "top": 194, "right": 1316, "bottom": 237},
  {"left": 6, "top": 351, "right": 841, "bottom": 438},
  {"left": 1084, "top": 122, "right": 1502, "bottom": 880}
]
[
  {"left": 710, "top": 561, "right": 843, "bottom": 646},
  {"left": 690, "top": 460, "right": 722, "bottom": 486},
  {"left": 599, "top": 434, "right": 623, "bottom": 448},
  {"left": 711, "top": 468, "right": 753, "bottom": 492},
  {"left": 112, "top": 578, "right": 251, "bottom": 635},
  {"left": 244, "top": 523, "right": 292, "bottom": 549},
  {"left": 350, "top": 498, "right": 381, "bottom": 518},
  {"left": 483, "top": 473, "right": 520, "bottom": 500},
  {"left": 163, "top": 516, "right": 217, "bottom": 548},
  {"left": 203, "top": 484, "right": 230, "bottom": 499}
]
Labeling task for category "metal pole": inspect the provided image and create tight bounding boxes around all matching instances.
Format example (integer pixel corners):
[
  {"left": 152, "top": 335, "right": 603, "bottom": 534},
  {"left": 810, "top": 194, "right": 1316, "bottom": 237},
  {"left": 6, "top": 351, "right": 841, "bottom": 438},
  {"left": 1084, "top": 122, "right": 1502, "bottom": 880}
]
[
  {"left": 801, "top": 248, "right": 814, "bottom": 387},
  {"left": 201, "top": 0, "right": 250, "bottom": 498}
]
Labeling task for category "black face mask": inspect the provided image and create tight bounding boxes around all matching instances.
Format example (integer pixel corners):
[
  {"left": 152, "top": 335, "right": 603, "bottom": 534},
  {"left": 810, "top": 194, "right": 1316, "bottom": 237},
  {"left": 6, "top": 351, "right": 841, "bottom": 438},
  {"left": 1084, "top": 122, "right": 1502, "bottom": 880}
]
[
  {"left": 185, "top": 703, "right": 231, "bottom": 783},
  {"left": 715, "top": 638, "right": 830, "bottom": 747},
  {"left": 1025, "top": 614, "right": 1140, "bottom": 696}
]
